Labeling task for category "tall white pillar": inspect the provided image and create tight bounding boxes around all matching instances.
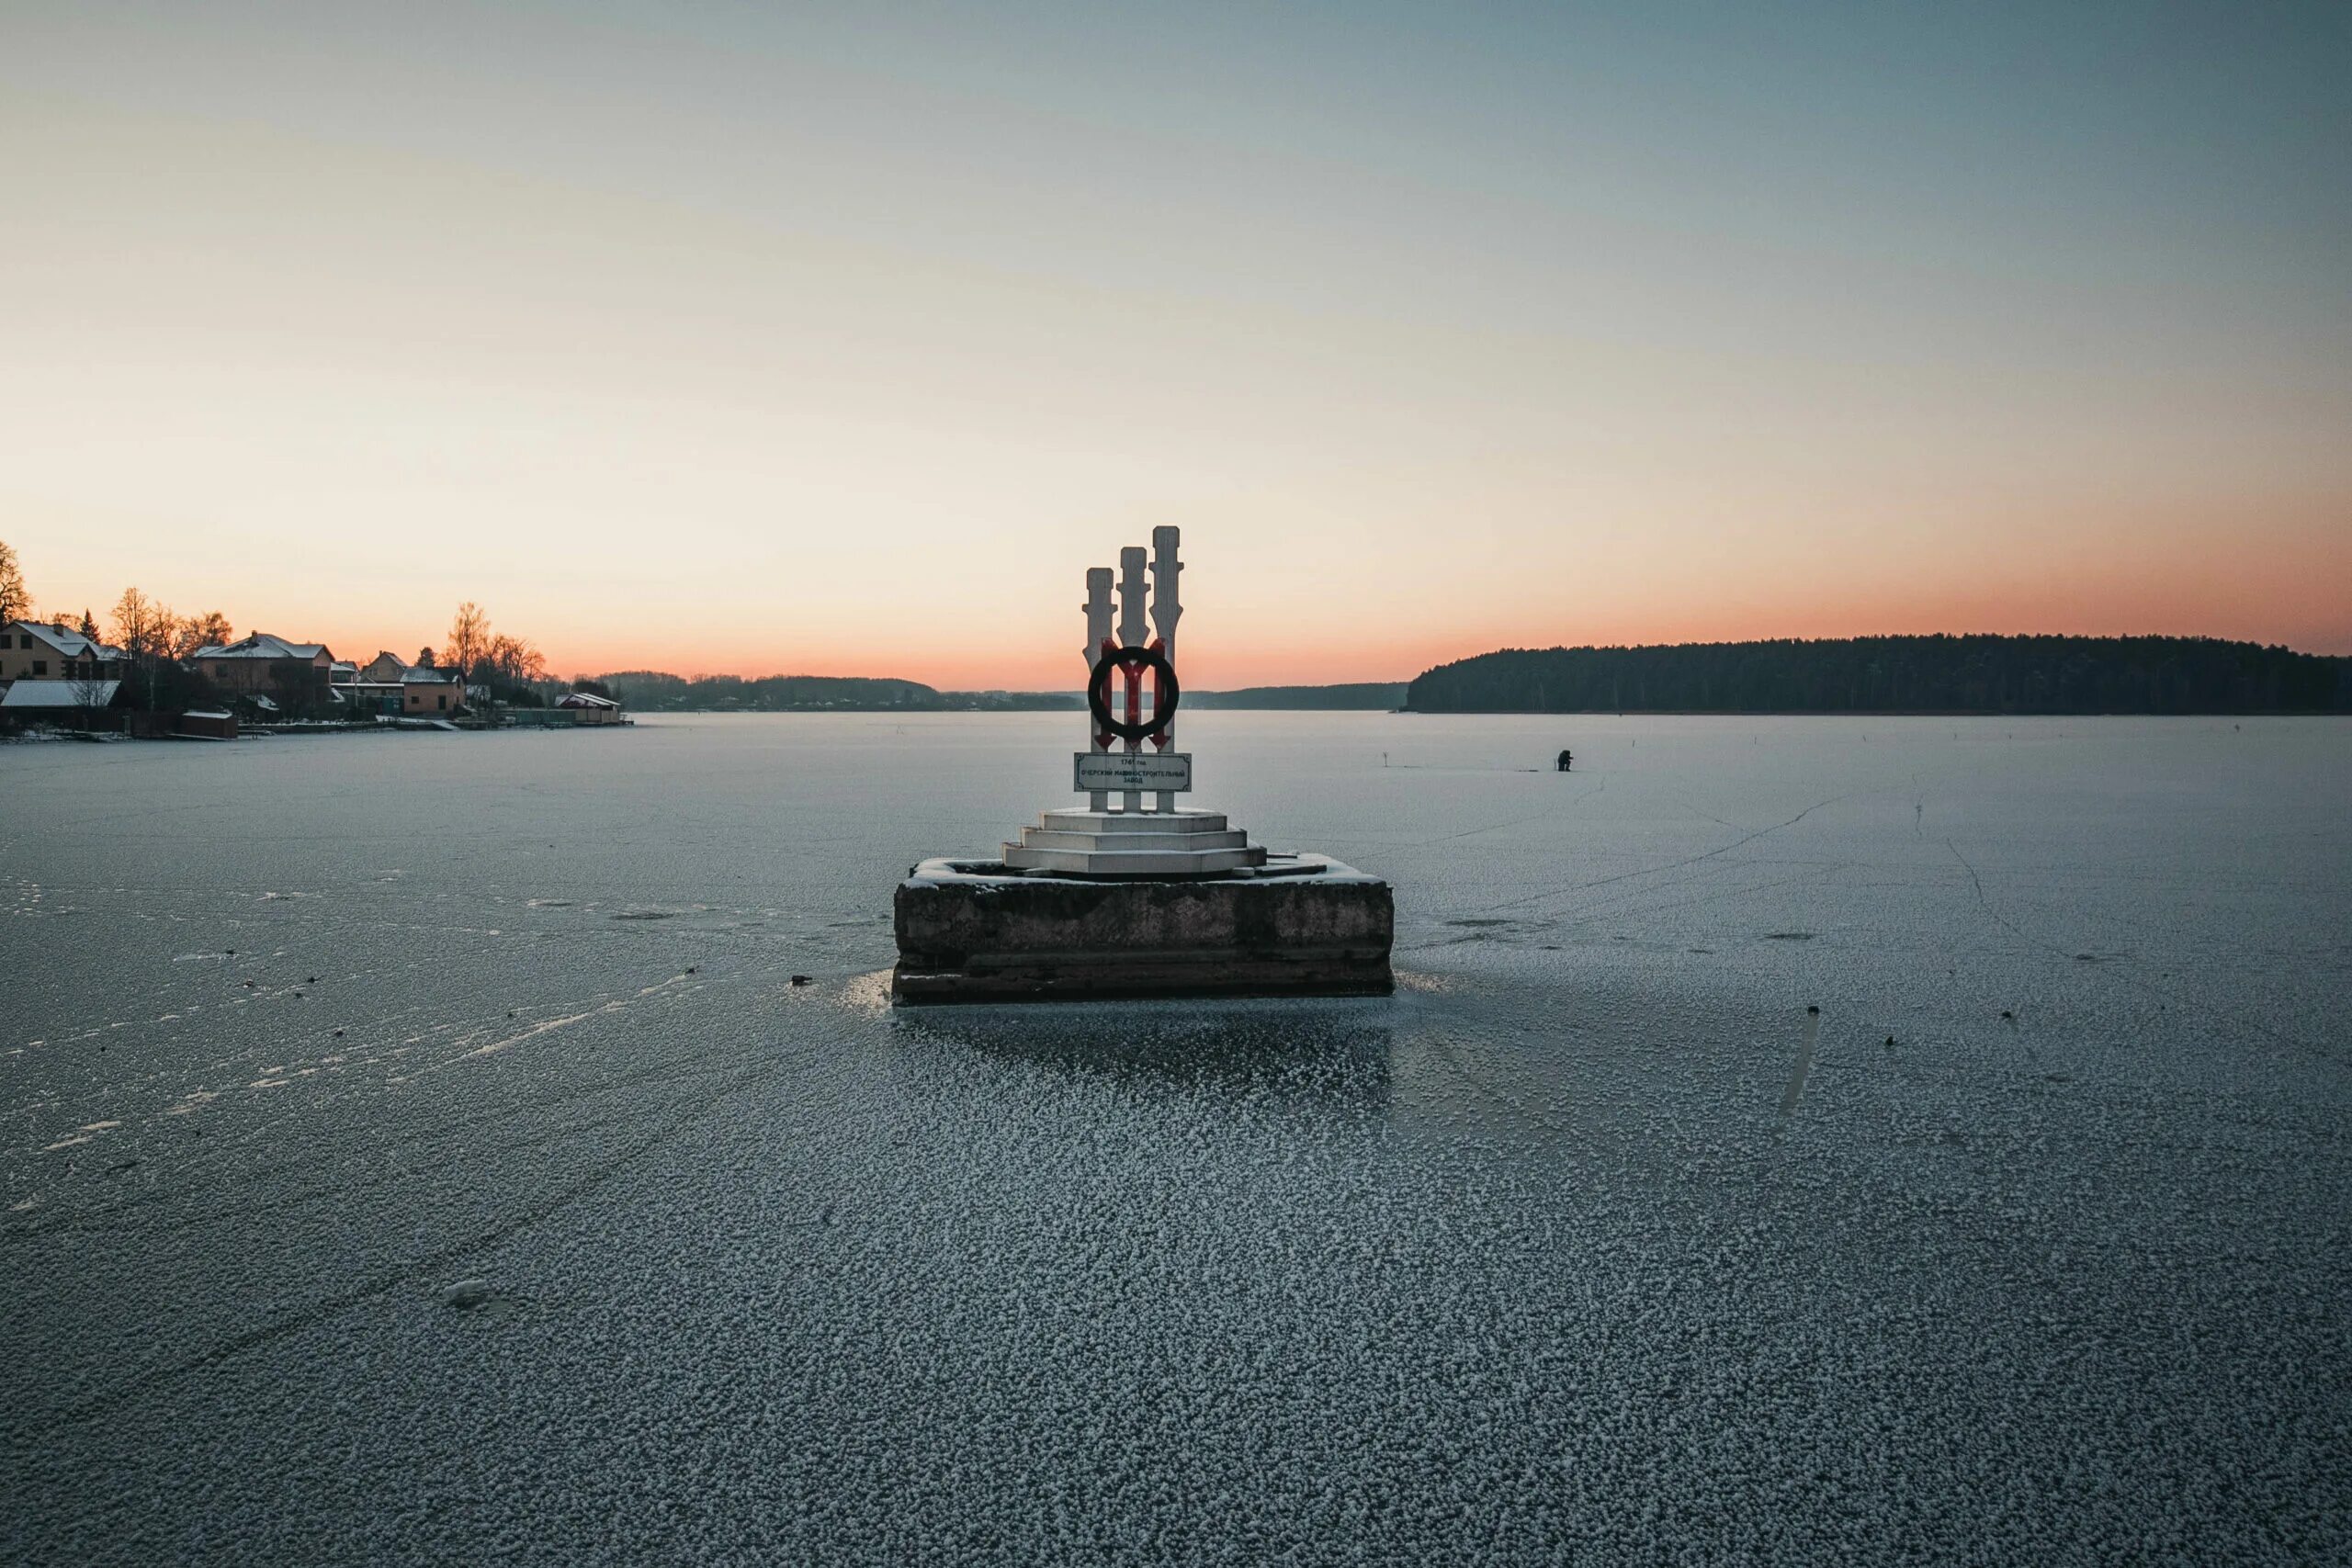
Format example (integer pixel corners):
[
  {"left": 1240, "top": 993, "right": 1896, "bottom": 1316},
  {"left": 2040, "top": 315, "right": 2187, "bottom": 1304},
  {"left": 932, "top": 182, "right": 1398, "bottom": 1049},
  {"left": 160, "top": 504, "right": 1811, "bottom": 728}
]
[
  {"left": 1083, "top": 566, "right": 1113, "bottom": 813},
  {"left": 1149, "top": 525, "right": 1182, "bottom": 813},
  {"left": 1117, "top": 546, "right": 1148, "bottom": 814}
]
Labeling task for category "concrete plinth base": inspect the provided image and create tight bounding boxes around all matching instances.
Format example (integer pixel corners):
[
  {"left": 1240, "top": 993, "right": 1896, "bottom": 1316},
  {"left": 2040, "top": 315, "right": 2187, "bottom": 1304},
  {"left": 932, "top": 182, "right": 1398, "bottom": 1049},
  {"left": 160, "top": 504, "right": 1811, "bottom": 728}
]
[{"left": 892, "top": 855, "right": 1393, "bottom": 1002}]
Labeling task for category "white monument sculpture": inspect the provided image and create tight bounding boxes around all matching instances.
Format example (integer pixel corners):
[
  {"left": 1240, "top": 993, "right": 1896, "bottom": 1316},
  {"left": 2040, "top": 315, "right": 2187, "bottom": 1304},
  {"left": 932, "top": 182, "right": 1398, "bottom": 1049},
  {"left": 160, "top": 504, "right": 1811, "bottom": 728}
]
[
  {"left": 1001, "top": 526, "right": 1269, "bottom": 876},
  {"left": 890, "top": 525, "right": 1392, "bottom": 1002}
]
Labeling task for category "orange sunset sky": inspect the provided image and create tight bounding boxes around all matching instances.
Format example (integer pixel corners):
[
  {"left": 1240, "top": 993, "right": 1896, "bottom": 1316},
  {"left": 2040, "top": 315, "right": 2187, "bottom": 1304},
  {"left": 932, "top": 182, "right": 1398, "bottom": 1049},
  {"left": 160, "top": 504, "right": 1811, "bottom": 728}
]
[{"left": 4, "top": 4, "right": 2346, "bottom": 690}]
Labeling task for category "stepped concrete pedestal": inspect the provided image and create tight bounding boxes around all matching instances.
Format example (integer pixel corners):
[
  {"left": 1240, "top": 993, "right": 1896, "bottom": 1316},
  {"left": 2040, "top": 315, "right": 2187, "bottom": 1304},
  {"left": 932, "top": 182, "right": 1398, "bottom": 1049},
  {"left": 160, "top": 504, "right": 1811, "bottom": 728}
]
[
  {"left": 892, "top": 853, "right": 1393, "bottom": 1003},
  {"left": 1001, "top": 808, "right": 1268, "bottom": 877}
]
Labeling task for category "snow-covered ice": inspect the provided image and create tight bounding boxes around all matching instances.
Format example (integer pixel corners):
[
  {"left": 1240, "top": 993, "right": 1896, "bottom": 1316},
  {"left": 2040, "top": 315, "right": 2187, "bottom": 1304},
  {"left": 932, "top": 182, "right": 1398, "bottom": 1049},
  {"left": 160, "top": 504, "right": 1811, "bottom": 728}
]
[{"left": 2, "top": 713, "right": 2346, "bottom": 1563}]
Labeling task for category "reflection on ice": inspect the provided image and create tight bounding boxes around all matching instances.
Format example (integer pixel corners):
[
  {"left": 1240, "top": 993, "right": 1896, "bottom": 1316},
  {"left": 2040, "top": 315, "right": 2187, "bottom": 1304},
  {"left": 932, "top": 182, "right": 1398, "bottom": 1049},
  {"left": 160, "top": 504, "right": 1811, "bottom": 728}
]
[{"left": 891, "top": 997, "right": 1395, "bottom": 1111}]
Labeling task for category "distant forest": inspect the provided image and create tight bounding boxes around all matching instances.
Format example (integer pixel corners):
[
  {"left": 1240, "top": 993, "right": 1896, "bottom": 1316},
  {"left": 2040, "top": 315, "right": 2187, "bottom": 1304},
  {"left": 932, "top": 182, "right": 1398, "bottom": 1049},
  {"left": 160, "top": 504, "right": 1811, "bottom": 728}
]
[
  {"left": 594, "top": 671, "right": 1404, "bottom": 713},
  {"left": 1188, "top": 682, "right": 1406, "bottom": 710},
  {"left": 1406, "top": 637, "right": 2351, "bottom": 715},
  {"left": 597, "top": 671, "right": 1003, "bottom": 711}
]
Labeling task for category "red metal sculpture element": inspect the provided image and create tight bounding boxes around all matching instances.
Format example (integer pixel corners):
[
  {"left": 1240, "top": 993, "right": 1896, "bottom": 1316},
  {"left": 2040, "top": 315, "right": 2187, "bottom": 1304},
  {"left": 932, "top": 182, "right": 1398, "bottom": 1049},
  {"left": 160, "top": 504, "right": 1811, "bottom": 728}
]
[{"left": 1088, "top": 637, "right": 1180, "bottom": 746}]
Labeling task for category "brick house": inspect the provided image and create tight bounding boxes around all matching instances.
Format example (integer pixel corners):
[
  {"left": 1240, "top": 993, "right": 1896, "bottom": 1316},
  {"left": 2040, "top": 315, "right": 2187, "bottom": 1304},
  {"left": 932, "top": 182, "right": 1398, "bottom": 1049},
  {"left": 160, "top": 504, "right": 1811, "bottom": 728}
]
[
  {"left": 331, "top": 650, "right": 467, "bottom": 716},
  {"left": 189, "top": 632, "right": 336, "bottom": 715}
]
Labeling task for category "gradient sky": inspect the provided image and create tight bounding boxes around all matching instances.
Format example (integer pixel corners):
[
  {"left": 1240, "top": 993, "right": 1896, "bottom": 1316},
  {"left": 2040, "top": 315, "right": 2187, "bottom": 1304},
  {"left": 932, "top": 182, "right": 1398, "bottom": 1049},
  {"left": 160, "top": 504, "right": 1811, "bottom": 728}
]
[{"left": 4, "top": 1, "right": 2346, "bottom": 687}]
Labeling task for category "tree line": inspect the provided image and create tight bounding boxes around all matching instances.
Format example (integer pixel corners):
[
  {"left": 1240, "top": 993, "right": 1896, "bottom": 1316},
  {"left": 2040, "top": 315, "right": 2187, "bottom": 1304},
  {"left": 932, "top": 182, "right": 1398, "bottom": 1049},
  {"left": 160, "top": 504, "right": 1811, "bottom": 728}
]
[
  {"left": 1, "top": 538, "right": 243, "bottom": 710},
  {"left": 1, "top": 537, "right": 571, "bottom": 716},
  {"left": 1187, "top": 682, "right": 1407, "bottom": 710},
  {"left": 1406, "top": 636, "right": 2351, "bottom": 715},
  {"left": 595, "top": 671, "right": 968, "bottom": 711},
  {"left": 589, "top": 672, "right": 1413, "bottom": 712}
]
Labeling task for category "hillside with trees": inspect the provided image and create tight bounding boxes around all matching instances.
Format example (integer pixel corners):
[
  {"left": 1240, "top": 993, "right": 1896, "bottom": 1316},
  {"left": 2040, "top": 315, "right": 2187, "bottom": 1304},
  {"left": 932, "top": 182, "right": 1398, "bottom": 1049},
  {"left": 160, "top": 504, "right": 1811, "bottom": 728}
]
[
  {"left": 598, "top": 671, "right": 953, "bottom": 711},
  {"left": 593, "top": 673, "right": 1411, "bottom": 712},
  {"left": 1187, "top": 682, "right": 1407, "bottom": 710},
  {"left": 1406, "top": 636, "right": 2350, "bottom": 715}
]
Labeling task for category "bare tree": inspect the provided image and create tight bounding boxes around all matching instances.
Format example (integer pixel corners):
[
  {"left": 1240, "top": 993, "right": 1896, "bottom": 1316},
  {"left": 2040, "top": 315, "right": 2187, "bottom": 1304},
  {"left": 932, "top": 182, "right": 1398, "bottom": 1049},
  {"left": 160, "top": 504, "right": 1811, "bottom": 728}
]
[
  {"left": 111, "top": 588, "right": 174, "bottom": 660},
  {"left": 445, "top": 602, "right": 491, "bottom": 679},
  {"left": 0, "top": 539, "right": 28, "bottom": 625},
  {"left": 486, "top": 633, "right": 548, "bottom": 683},
  {"left": 67, "top": 670, "right": 114, "bottom": 731},
  {"left": 111, "top": 587, "right": 175, "bottom": 708},
  {"left": 173, "top": 610, "right": 232, "bottom": 659}
]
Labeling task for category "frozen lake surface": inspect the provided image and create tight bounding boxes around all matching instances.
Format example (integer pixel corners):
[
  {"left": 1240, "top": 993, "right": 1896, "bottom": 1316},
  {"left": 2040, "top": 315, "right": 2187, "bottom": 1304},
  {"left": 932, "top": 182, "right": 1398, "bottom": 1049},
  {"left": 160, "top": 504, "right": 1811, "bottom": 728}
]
[{"left": 4, "top": 713, "right": 2347, "bottom": 1563}]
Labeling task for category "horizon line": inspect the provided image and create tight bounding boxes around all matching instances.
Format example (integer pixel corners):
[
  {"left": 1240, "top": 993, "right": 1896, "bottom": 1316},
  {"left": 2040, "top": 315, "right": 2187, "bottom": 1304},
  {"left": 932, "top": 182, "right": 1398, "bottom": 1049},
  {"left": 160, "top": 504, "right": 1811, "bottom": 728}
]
[{"left": 582, "top": 626, "right": 2346, "bottom": 689}]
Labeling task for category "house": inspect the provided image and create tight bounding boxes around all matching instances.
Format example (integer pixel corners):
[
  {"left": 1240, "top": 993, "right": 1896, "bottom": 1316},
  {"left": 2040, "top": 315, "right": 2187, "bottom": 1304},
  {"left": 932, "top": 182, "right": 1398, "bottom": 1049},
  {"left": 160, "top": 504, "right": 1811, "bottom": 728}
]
[
  {"left": 190, "top": 632, "right": 335, "bottom": 714},
  {"left": 0, "top": 620, "right": 127, "bottom": 688},
  {"left": 331, "top": 651, "right": 404, "bottom": 715},
  {"left": 555, "top": 690, "right": 624, "bottom": 725},
  {"left": 401, "top": 664, "right": 465, "bottom": 715},
  {"left": 330, "top": 650, "right": 466, "bottom": 716}
]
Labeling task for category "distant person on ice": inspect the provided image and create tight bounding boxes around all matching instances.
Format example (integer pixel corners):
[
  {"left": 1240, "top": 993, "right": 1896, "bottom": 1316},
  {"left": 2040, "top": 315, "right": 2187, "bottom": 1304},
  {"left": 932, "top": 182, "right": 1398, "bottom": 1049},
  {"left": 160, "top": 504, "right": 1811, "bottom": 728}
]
[{"left": 1556, "top": 749, "right": 1572, "bottom": 773}]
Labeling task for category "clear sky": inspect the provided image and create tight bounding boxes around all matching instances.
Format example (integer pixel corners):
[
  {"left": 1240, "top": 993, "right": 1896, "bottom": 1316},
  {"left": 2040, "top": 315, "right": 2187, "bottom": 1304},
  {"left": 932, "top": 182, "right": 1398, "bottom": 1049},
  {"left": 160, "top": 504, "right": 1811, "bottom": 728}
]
[{"left": 4, "top": 1, "right": 2346, "bottom": 688}]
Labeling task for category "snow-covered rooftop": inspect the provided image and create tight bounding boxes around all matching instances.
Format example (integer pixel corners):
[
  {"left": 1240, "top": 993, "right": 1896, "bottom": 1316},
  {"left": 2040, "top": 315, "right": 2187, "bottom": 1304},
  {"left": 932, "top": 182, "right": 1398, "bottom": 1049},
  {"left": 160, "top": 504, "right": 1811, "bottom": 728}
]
[
  {"left": 193, "top": 633, "right": 331, "bottom": 661},
  {"left": 0, "top": 678, "right": 118, "bottom": 708},
  {"left": 7, "top": 620, "right": 123, "bottom": 660}
]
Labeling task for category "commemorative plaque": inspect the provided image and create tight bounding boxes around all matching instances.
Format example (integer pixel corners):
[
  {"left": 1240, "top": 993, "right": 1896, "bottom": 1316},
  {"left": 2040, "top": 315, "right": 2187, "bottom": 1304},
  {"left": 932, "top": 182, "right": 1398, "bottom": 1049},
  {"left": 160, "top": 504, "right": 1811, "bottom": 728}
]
[{"left": 1074, "top": 752, "right": 1193, "bottom": 794}]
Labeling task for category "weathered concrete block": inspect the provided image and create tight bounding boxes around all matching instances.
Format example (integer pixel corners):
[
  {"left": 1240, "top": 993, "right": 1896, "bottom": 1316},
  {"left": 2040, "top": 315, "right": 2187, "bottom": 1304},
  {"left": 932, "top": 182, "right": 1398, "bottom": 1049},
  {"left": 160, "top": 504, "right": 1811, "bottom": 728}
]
[{"left": 892, "top": 855, "right": 1393, "bottom": 1002}]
